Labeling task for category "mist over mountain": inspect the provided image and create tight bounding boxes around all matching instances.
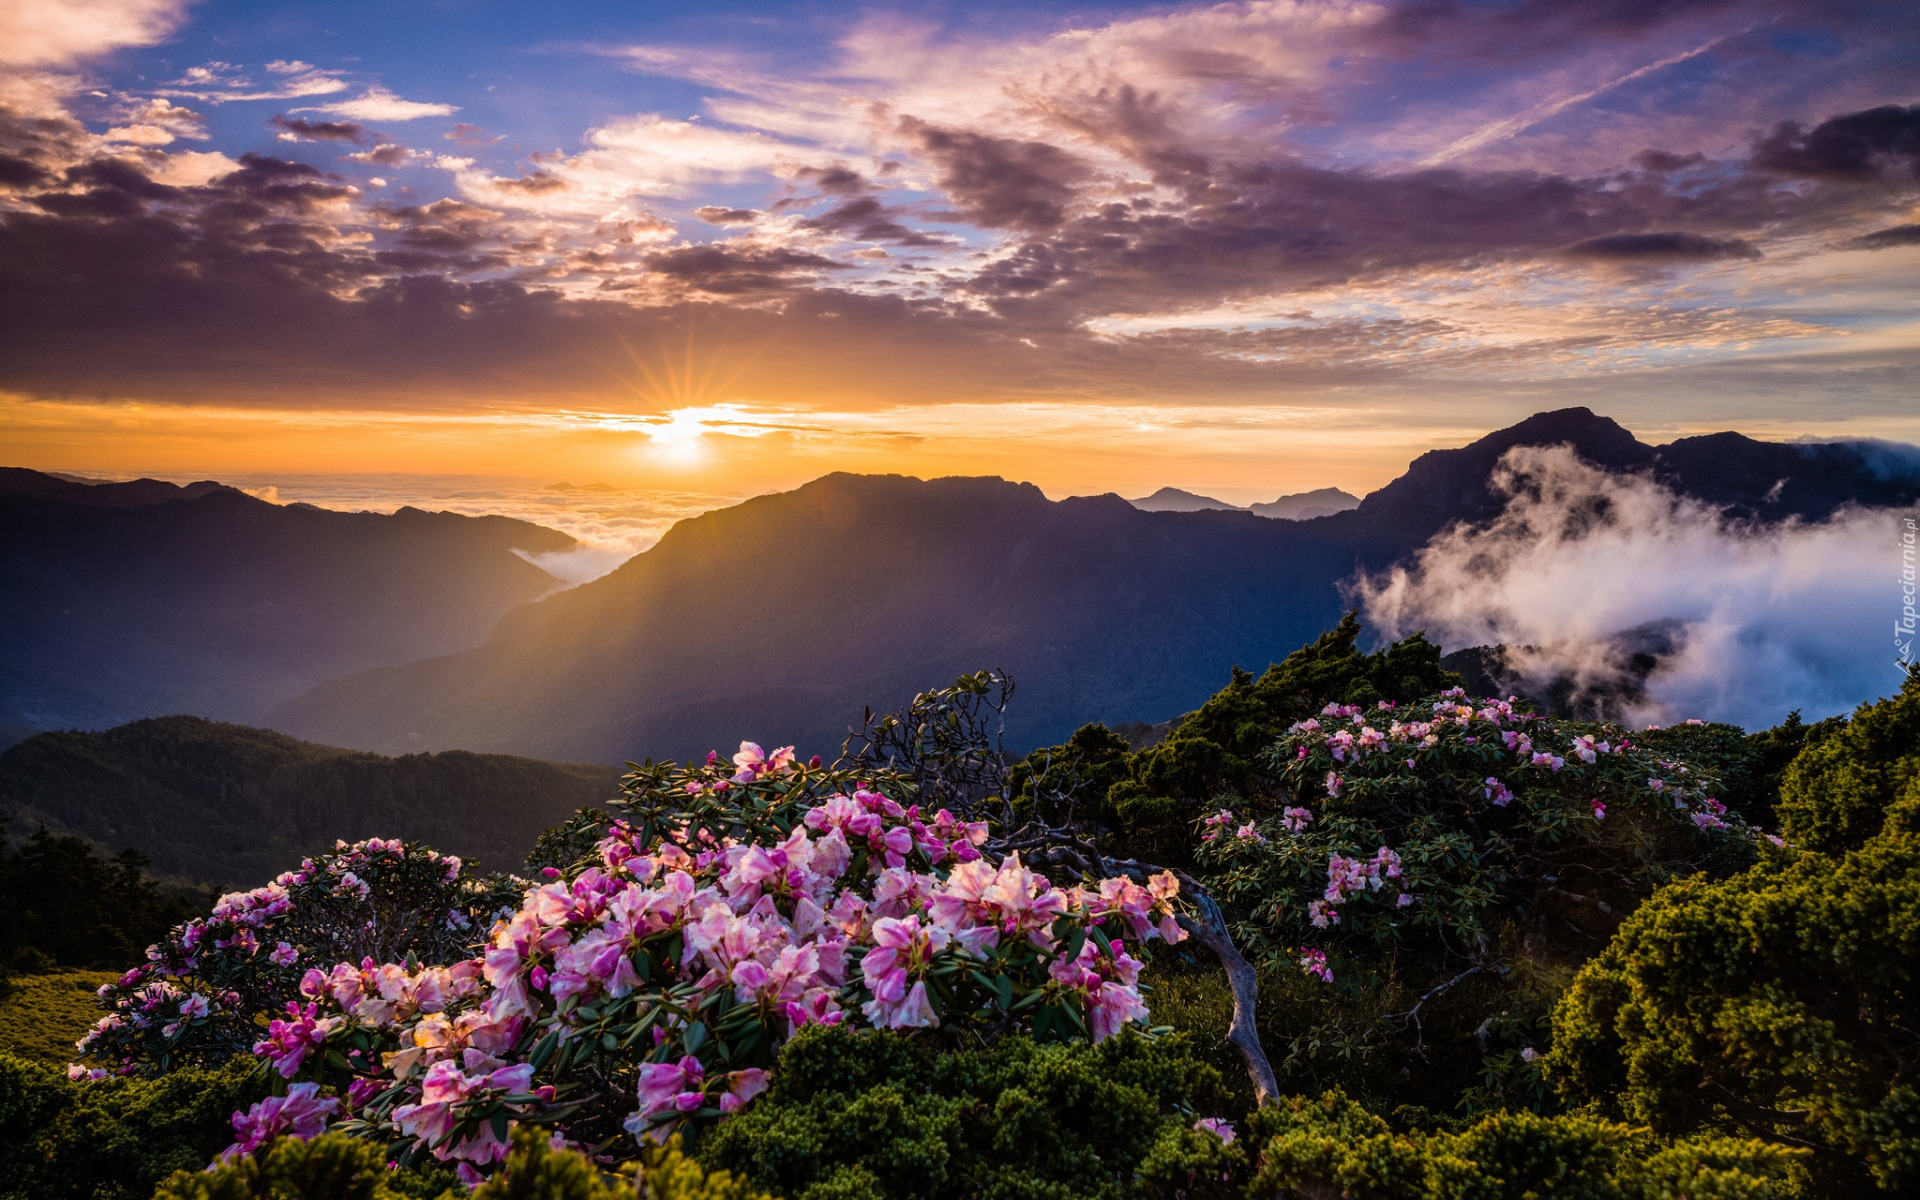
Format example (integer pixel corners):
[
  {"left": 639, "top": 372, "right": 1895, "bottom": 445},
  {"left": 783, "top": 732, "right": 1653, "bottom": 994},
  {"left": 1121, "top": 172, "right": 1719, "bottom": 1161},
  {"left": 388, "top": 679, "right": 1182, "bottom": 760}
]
[
  {"left": 0, "top": 469, "right": 578, "bottom": 745},
  {"left": 266, "top": 409, "right": 1918, "bottom": 764},
  {"left": 0, "top": 716, "right": 620, "bottom": 887}
]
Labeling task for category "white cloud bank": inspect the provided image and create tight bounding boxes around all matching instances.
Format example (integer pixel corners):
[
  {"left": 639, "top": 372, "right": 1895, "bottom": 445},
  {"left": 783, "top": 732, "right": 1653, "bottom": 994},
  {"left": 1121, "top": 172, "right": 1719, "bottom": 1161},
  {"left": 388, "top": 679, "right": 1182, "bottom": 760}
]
[{"left": 1357, "top": 445, "right": 1912, "bottom": 730}]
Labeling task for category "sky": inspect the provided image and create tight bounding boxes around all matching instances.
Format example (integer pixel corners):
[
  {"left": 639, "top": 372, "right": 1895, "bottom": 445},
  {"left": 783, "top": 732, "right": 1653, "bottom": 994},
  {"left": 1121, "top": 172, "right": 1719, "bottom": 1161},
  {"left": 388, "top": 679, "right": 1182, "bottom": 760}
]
[{"left": 2, "top": 0, "right": 1918, "bottom": 508}]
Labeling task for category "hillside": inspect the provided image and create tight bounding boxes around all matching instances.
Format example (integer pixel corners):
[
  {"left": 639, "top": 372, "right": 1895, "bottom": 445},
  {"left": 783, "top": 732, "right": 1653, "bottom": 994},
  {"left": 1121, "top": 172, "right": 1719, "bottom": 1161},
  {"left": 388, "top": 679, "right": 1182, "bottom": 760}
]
[
  {"left": 0, "top": 716, "right": 621, "bottom": 887},
  {"left": 0, "top": 469, "right": 578, "bottom": 744},
  {"left": 266, "top": 409, "right": 1919, "bottom": 764}
]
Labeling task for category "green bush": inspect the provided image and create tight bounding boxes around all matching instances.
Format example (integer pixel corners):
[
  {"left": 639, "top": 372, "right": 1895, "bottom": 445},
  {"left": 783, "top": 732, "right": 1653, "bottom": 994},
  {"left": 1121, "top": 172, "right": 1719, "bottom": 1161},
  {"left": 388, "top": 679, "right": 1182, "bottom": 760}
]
[
  {"left": 1243, "top": 1088, "right": 1797, "bottom": 1199},
  {"left": 151, "top": 1128, "right": 760, "bottom": 1200},
  {"left": 1012, "top": 614, "right": 1459, "bottom": 867},
  {"left": 695, "top": 1024, "right": 1239, "bottom": 1200},
  {"left": 0, "top": 1052, "right": 265, "bottom": 1200},
  {"left": 1549, "top": 834, "right": 1920, "bottom": 1192},
  {"left": 0, "top": 970, "right": 118, "bottom": 1066},
  {"left": 1195, "top": 686, "right": 1758, "bottom": 1112},
  {"left": 1775, "top": 672, "right": 1920, "bottom": 854}
]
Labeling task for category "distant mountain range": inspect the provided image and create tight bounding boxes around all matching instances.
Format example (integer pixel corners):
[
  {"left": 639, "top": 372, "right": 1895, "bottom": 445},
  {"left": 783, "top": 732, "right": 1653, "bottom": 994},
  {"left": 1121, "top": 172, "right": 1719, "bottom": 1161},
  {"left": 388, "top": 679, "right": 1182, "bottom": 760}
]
[
  {"left": 263, "top": 409, "right": 1920, "bottom": 764},
  {"left": 0, "top": 468, "right": 576, "bottom": 746},
  {"left": 1128, "top": 486, "right": 1362, "bottom": 519},
  {"left": 0, "top": 716, "right": 620, "bottom": 887}
]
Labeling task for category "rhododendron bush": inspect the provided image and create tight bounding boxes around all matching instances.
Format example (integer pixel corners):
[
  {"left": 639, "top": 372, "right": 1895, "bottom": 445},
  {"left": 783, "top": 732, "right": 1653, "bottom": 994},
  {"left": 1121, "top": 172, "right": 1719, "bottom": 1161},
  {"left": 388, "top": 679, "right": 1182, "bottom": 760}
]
[
  {"left": 1192, "top": 689, "right": 1767, "bottom": 1106},
  {"left": 78, "top": 838, "right": 519, "bottom": 1076},
  {"left": 81, "top": 746, "right": 1189, "bottom": 1182}
]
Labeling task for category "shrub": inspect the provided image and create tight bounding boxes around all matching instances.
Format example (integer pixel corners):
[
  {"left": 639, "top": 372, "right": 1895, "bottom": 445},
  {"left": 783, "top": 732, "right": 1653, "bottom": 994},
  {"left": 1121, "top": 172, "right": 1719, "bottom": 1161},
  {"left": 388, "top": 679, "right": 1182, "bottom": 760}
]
[
  {"left": 1775, "top": 671, "right": 1920, "bottom": 855},
  {"left": 696, "top": 1023, "right": 1240, "bottom": 1200},
  {"left": 218, "top": 748, "right": 1186, "bottom": 1181},
  {"left": 1195, "top": 689, "right": 1761, "bottom": 1110},
  {"left": 0, "top": 1052, "right": 264, "bottom": 1200},
  {"left": 1047, "top": 615, "right": 1459, "bottom": 866},
  {"left": 0, "top": 969, "right": 118, "bottom": 1066},
  {"left": 1549, "top": 833, "right": 1920, "bottom": 1192},
  {"left": 77, "top": 838, "right": 519, "bottom": 1076},
  {"left": 151, "top": 1127, "right": 757, "bottom": 1200},
  {"left": 1243, "top": 1088, "right": 1797, "bottom": 1199}
]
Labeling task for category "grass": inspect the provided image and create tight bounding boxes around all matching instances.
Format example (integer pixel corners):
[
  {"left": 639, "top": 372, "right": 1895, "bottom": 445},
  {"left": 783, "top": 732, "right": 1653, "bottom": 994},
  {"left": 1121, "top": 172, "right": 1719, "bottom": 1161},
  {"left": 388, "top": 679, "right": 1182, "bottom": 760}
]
[{"left": 0, "top": 970, "right": 118, "bottom": 1066}]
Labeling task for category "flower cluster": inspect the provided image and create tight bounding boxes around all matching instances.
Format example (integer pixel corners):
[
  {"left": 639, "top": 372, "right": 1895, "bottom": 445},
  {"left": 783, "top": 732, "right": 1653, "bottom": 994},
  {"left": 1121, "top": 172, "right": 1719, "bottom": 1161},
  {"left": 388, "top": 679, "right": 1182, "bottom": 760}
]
[
  {"left": 1198, "top": 690, "right": 1762, "bottom": 989},
  {"left": 72, "top": 838, "right": 515, "bottom": 1079},
  {"left": 209, "top": 745, "right": 1186, "bottom": 1179}
]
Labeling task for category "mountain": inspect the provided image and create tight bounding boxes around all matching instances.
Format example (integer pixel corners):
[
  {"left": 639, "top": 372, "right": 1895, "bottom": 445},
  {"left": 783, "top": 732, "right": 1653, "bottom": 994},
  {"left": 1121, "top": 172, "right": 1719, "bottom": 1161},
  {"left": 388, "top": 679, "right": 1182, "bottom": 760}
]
[
  {"left": 1127, "top": 487, "right": 1240, "bottom": 512},
  {"left": 1248, "top": 488, "right": 1361, "bottom": 520},
  {"left": 1127, "top": 486, "right": 1362, "bottom": 519},
  {"left": 0, "top": 716, "right": 621, "bottom": 887},
  {"left": 0, "top": 469, "right": 578, "bottom": 745},
  {"left": 267, "top": 409, "right": 1919, "bottom": 764}
]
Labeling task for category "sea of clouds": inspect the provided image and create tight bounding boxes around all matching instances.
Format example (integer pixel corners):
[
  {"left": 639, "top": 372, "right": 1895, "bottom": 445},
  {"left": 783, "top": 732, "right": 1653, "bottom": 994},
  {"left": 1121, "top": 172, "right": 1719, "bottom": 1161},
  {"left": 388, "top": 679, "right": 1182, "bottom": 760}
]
[{"left": 1357, "top": 445, "right": 1912, "bottom": 730}]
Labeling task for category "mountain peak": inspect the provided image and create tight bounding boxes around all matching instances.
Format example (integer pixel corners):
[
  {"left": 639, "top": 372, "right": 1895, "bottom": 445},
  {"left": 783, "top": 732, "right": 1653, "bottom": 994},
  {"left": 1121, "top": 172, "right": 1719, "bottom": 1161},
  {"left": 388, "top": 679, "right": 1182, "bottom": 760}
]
[{"left": 1128, "top": 487, "right": 1240, "bottom": 512}]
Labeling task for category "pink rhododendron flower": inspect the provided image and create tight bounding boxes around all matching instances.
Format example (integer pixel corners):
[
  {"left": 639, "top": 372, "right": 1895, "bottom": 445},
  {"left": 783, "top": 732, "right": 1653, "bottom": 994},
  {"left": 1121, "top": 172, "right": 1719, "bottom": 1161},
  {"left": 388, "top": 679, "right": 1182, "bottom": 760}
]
[
  {"left": 223, "top": 1083, "right": 339, "bottom": 1160},
  {"left": 1298, "top": 947, "right": 1332, "bottom": 983},
  {"left": 1195, "top": 1117, "right": 1236, "bottom": 1144}
]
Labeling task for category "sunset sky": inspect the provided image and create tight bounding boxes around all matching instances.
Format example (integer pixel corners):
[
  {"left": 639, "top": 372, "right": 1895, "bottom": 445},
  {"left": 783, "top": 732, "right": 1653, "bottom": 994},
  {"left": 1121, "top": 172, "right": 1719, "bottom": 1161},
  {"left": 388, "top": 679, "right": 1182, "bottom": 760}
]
[{"left": 3, "top": 0, "right": 1917, "bottom": 511}]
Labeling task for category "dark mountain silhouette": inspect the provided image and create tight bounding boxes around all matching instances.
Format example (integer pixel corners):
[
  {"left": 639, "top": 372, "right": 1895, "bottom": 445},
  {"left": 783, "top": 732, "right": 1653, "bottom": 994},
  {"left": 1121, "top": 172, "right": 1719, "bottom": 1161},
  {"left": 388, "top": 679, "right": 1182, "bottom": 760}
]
[
  {"left": 1128, "top": 487, "right": 1239, "bottom": 512},
  {"left": 1248, "top": 488, "right": 1361, "bottom": 520},
  {"left": 266, "top": 409, "right": 1919, "bottom": 764},
  {"left": 1128, "top": 485, "right": 1361, "bottom": 519},
  {"left": 0, "top": 716, "right": 620, "bottom": 887},
  {"left": 1, "top": 469, "right": 577, "bottom": 745}
]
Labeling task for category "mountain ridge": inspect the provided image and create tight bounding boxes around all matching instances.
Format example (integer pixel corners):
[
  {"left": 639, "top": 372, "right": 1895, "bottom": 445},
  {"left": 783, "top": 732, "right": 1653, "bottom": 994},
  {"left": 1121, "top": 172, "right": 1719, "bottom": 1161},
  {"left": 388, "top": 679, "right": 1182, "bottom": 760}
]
[
  {"left": 264, "top": 409, "right": 1920, "bottom": 763},
  {"left": 0, "top": 715, "right": 621, "bottom": 887},
  {"left": 0, "top": 470, "right": 580, "bottom": 744}
]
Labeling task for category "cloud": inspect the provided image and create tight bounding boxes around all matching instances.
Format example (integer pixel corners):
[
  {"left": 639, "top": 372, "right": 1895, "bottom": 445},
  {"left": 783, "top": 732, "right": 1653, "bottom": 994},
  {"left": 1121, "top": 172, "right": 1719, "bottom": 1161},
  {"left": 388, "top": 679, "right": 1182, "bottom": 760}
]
[
  {"left": 304, "top": 86, "right": 457, "bottom": 122},
  {"left": 1751, "top": 104, "right": 1920, "bottom": 182},
  {"left": 1561, "top": 232, "right": 1760, "bottom": 261},
  {"left": 1356, "top": 444, "right": 1908, "bottom": 729},
  {"left": 1843, "top": 223, "right": 1920, "bottom": 250},
  {"left": 900, "top": 118, "right": 1093, "bottom": 232},
  {"left": 271, "top": 114, "right": 371, "bottom": 144},
  {"left": 445, "top": 123, "right": 503, "bottom": 145},
  {"left": 0, "top": 0, "right": 191, "bottom": 68},
  {"left": 163, "top": 59, "right": 349, "bottom": 103},
  {"left": 343, "top": 143, "right": 425, "bottom": 167},
  {"left": 512, "top": 545, "right": 632, "bottom": 589},
  {"left": 696, "top": 205, "right": 761, "bottom": 224},
  {"left": 795, "top": 196, "right": 949, "bottom": 246}
]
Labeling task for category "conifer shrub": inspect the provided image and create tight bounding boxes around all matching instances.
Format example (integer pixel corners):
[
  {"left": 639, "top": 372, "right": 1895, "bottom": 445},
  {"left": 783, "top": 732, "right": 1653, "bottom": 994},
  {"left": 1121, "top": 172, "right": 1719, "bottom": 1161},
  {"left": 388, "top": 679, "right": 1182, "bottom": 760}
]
[
  {"left": 0, "top": 1052, "right": 263, "bottom": 1200},
  {"left": 151, "top": 1127, "right": 756, "bottom": 1200},
  {"left": 1243, "top": 1088, "right": 1798, "bottom": 1199},
  {"left": 1774, "top": 671, "right": 1920, "bottom": 854},
  {"left": 695, "top": 1023, "right": 1240, "bottom": 1200},
  {"left": 1550, "top": 833, "right": 1920, "bottom": 1192}
]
